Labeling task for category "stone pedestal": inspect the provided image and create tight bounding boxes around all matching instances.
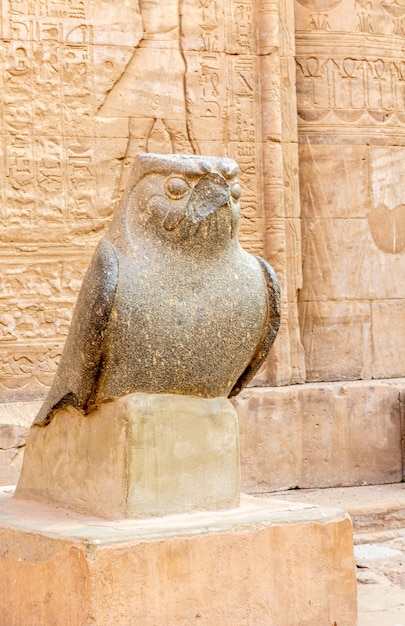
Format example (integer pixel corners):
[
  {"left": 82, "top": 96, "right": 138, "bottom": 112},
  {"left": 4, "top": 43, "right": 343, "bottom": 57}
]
[
  {"left": 15, "top": 394, "right": 240, "bottom": 518},
  {"left": 0, "top": 488, "right": 357, "bottom": 626}
]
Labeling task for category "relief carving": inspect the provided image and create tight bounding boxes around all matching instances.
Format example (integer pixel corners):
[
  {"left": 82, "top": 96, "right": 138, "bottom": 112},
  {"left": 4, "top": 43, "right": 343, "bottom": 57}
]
[
  {"left": 230, "top": 1, "right": 254, "bottom": 52},
  {"left": 296, "top": 0, "right": 405, "bottom": 35},
  {"left": 99, "top": 0, "right": 195, "bottom": 197},
  {"left": 296, "top": 55, "right": 405, "bottom": 124},
  {"left": 356, "top": 10, "right": 374, "bottom": 31},
  {"left": 309, "top": 14, "right": 331, "bottom": 30},
  {"left": 381, "top": 0, "right": 405, "bottom": 18},
  {"left": 0, "top": 346, "right": 62, "bottom": 397},
  {"left": 296, "top": 0, "right": 343, "bottom": 8}
]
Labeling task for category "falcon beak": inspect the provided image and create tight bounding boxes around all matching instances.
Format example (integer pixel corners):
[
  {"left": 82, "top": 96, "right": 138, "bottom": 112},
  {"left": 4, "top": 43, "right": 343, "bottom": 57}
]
[{"left": 186, "top": 173, "right": 230, "bottom": 224}]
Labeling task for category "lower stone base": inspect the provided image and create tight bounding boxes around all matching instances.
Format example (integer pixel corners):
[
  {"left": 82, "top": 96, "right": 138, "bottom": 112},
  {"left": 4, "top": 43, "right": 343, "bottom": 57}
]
[
  {"left": 15, "top": 393, "right": 240, "bottom": 518},
  {"left": 0, "top": 400, "right": 41, "bottom": 486},
  {"left": 235, "top": 378, "right": 405, "bottom": 491},
  {"left": 0, "top": 488, "right": 357, "bottom": 626}
]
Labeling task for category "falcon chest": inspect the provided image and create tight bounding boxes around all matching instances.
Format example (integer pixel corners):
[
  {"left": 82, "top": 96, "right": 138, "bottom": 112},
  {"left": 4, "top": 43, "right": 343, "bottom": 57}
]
[{"left": 100, "top": 245, "right": 268, "bottom": 399}]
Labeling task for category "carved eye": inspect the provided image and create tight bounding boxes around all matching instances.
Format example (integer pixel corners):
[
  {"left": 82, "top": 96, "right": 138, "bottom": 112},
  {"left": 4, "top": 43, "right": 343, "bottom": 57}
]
[
  {"left": 165, "top": 177, "right": 190, "bottom": 199},
  {"left": 231, "top": 182, "right": 241, "bottom": 201},
  {"left": 144, "top": 194, "right": 171, "bottom": 216}
]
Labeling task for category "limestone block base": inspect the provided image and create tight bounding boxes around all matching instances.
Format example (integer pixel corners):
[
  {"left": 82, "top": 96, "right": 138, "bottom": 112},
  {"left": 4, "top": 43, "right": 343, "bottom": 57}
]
[
  {"left": 15, "top": 393, "right": 240, "bottom": 518},
  {"left": 235, "top": 379, "right": 405, "bottom": 492},
  {"left": 0, "top": 489, "right": 357, "bottom": 626},
  {"left": 0, "top": 401, "right": 41, "bottom": 486}
]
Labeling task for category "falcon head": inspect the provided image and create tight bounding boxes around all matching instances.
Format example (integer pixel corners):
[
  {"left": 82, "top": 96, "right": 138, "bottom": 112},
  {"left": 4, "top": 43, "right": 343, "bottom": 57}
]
[{"left": 107, "top": 153, "right": 242, "bottom": 254}]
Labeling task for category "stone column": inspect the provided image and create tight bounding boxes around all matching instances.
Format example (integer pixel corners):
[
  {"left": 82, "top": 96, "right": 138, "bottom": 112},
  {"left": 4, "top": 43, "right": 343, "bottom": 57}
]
[{"left": 256, "top": 0, "right": 306, "bottom": 386}]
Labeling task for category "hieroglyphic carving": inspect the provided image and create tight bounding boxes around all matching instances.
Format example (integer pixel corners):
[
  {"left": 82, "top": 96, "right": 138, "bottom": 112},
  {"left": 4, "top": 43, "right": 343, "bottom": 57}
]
[
  {"left": 296, "top": 54, "right": 405, "bottom": 126},
  {"left": 0, "top": 258, "right": 84, "bottom": 300},
  {"left": 0, "top": 1, "right": 146, "bottom": 401},
  {"left": 226, "top": 0, "right": 256, "bottom": 53},
  {"left": 228, "top": 55, "right": 264, "bottom": 254},
  {"left": 0, "top": 0, "right": 98, "bottom": 226},
  {"left": 296, "top": 0, "right": 405, "bottom": 36},
  {"left": 227, "top": 0, "right": 264, "bottom": 255},
  {"left": 182, "top": 0, "right": 225, "bottom": 149},
  {"left": 181, "top": 0, "right": 264, "bottom": 254},
  {"left": 0, "top": 345, "right": 62, "bottom": 400},
  {"left": 0, "top": 246, "right": 87, "bottom": 399},
  {"left": 0, "top": 1, "right": 99, "bottom": 401}
]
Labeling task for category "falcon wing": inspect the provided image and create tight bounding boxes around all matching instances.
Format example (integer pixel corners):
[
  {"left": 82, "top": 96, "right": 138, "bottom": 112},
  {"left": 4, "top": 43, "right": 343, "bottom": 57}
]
[
  {"left": 229, "top": 256, "right": 281, "bottom": 397},
  {"left": 33, "top": 238, "right": 119, "bottom": 426}
]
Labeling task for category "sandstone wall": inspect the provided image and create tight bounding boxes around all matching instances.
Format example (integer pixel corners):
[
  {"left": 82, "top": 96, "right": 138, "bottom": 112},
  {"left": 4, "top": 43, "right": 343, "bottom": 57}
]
[{"left": 295, "top": 0, "right": 405, "bottom": 381}]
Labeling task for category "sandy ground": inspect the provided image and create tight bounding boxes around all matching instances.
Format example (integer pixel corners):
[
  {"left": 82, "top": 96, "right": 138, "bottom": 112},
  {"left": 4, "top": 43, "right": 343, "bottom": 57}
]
[{"left": 356, "top": 531, "right": 405, "bottom": 626}]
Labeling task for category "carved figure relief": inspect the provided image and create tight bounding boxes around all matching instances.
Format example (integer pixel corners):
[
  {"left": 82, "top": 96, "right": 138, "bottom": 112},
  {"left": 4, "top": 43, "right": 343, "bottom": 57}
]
[
  {"left": 97, "top": 0, "right": 265, "bottom": 249},
  {"left": 99, "top": 0, "right": 195, "bottom": 195}
]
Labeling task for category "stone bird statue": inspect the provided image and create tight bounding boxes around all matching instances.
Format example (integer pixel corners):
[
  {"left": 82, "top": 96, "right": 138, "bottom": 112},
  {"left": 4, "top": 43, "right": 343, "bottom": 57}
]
[{"left": 34, "top": 153, "right": 280, "bottom": 426}]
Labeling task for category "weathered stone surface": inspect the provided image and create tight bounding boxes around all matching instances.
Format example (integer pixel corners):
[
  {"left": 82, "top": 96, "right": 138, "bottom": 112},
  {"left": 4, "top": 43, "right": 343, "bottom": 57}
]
[
  {"left": 7, "top": 379, "right": 405, "bottom": 494},
  {"left": 0, "top": 424, "right": 28, "bottom": 450},
  {"left": 0, "top": 424, "right": 29, "bottom": 484},
  {"left": 401, "top": 389, "right": 405, "bottom": 482},
  {"left": 0, "top": 401, "right": 41, "bottom": 485},
  {"left": 15, "top": 394, "right": 241, "bottom": 519},
  {"left": 371, "top": 301, "right": 405, "bottom": 379},
  {"left": 30, "top": 153, "right": 280, "bottom": 428},
  {"left": 265, "top": 483, "right": 405, "bottom": 537},
  {"left": 299, "top": 300, "right": 372, "bottom": 381},
  {"left": 0, "top": 489, "right": 358, "bottom": 626},
  {"left": 298, "top": 140, "right": 405, "bottom": 381},
  {"left": 295, "top": 0, "right": 405, "bottom": 382},
  {"left": 0, "top": 449, "right": 25, "bottom": 486},
  {"left": 234, "top": 379, "right": 404, "bottom": 492}
]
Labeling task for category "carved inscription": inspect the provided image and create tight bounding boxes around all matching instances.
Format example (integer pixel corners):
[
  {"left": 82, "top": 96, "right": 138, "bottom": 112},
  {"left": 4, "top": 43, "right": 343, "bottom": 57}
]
[
  {"left": 1, "top": 1, "right": 97, "bottom": 227},
  {"left": 296, "top": 0, "right": 405, "bottom": 36},
  {"left": 226, "top": 0, "right": 256, "bottom": 54},
  {"left": 0, "top": 345, "right": 62, "bottom": 399},
  {"left": 228, "top": 55, "right": 264, "bottom": 254},
  {"left": 297, "top": 55, "right": 405, "bottom": 124},
  {"left": 0, "top": 1, "right": 101, "bottom": 400},
  {"left": 180, "top": 0, "right": 264, "bottom": 253},
  {"left": 0, "top": 249, "right": 87, "bottom": 399}
]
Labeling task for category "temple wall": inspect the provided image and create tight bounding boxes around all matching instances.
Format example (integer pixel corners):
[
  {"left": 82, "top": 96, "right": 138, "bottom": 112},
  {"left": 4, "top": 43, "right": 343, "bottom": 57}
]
[
  {"left": 295, "top": 0, "right": 405, "bottom": 381},
  {"left": 0, "top": 0, "right": 404, "bottom": 490}
]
